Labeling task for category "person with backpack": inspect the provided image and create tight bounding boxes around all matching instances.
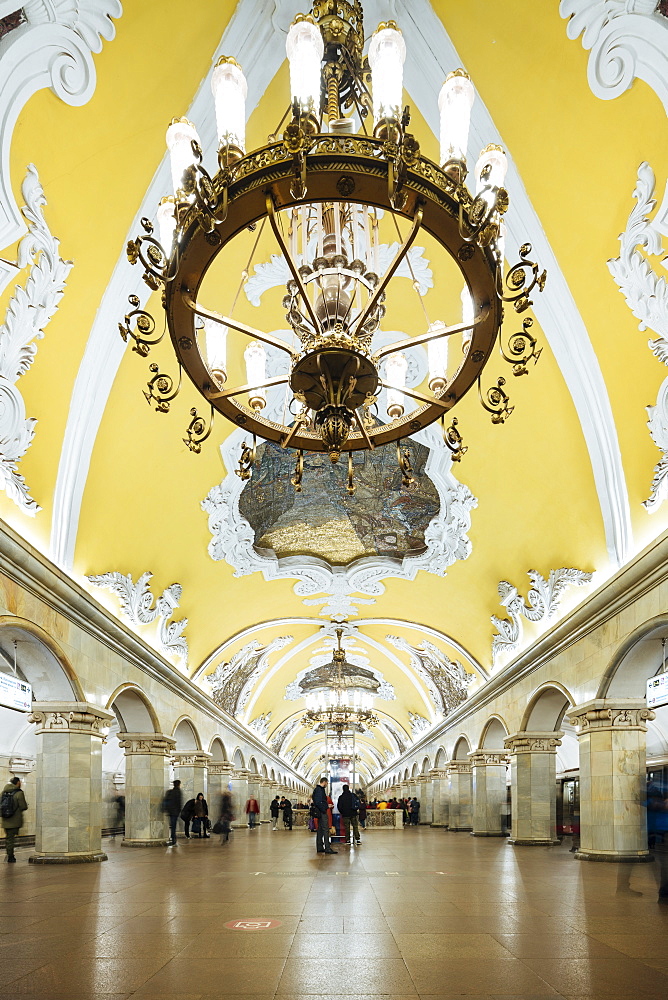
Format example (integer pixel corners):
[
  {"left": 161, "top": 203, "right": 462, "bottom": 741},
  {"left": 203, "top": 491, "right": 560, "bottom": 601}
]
[
  {"left": 1, "top": 776, "right": 28, "bottom": 863},
  {"left": 336, "top": 783, "right": 361, "bottom": 846}
]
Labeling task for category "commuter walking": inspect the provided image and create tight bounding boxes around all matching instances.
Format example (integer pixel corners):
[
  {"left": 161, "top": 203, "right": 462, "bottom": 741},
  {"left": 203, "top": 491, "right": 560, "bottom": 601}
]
[
  {"left": 163, "top": 779, "right": 182, "bottom": 846},
  {"left": 283, "top": 796, "right": 293, "bottom": 830},
  {"left": 358, "top": 795, "right": 367, "bottom": 829},
  {"left": 215, "top": 791, "right": 234, "bottom": 845},
  {"left": 192, "top": 792, "right": 210, "bottom": 838},
  {"left": 337, "top": 783, "right": 361, "bottom": 845},
  {"left": 245, "top": 795, "right": 260, "bottom": 828},
  {"left": 312, "top": 777, "right": 337, "bottom": 854},
  {"left": 270, "top": 795, "right": 280, "bottom": 830},
  {"left": 1, "top": 776, "right": 28, "bottom": 863}
]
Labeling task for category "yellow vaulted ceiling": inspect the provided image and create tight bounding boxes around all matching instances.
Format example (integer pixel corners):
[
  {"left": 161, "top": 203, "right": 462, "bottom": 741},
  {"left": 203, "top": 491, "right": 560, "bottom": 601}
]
[{"left": 1, "top": 1, "right": 667, "bottom": 771}]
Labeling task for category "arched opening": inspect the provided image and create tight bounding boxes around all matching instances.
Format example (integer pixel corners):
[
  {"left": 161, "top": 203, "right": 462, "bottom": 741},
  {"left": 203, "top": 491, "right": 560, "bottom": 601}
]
[
  {"left": 479, "top": 716, "right": 508, "bottom": 749},
  {"left": 248, "top": 756, "right": 259, "bottom": 774},
  {"left": 233, "top": 749, "right": 246, "bottom": 770},
  {"left": 453, "top": 735, "right": 470, "bottom": 759},
  {"left": 411, "top": 762, "right": 419, "bottom": 778},
  {"left": 521, "top": 684, "right": 573, "bottom": 733},
  {"left": 209, "top": 737, "right": 227, "bottom": 761},
  {"left": 173, "top": 717, "right": 201, "bottom": 750},
  {"left": 421, "top": 756, "right": 431, "bottom": 774},
  {"left": 261, "top": 763, "right": 268, "bottom": 778},
  {"left": 435, "top": 747, "right": 447, "bottom": 767}
]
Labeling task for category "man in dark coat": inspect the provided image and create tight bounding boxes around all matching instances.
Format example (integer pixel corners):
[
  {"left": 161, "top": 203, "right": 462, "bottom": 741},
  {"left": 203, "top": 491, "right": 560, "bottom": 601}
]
[
  {"left": 163, "top": 779, "right": 183, "bottom": 846},
  {"left": 311, "top": 777, "right": 336, "bottom": 854},
  {"left": 270, "top": 795, "right": 280, "bottom": 830},
  {"left": 337, "top": 783, "right": 361, "bottom": 845},
  {"left": 282, "top": 796, "right": 293, "bottom": 830},
  {"left": 1, "top": 776, "right": 28, "bottom": 863}
]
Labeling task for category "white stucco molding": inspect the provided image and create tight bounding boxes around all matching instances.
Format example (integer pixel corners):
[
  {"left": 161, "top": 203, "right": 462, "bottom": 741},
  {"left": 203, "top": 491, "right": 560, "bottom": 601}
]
[
  {"left": 53, "top": 0, "right": 632, "bottom": 572},
  {"left": 560, "top": 0, "right": 668, "bottom": 113},
  {"left": 607, "top": 161, "right": 668, "bottom": 511},
  {"left": 0, "top": 0, "right": 122, "bottom": 250},
  {"left": 0, "top": 164, "right": 72, "bottom": 514}
]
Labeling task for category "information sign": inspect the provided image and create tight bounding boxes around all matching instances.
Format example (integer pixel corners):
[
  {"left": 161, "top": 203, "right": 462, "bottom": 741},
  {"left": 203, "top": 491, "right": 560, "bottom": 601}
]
[
  {"left": 0, "top": 671, "right": 32, "bottom": 712},
  {"left": 647, "top": 672, "right": 668, "bottom": 710}
]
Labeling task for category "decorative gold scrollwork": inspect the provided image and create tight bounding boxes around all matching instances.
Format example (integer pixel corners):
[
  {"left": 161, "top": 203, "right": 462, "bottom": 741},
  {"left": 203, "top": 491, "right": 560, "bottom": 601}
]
[
  {"left": 346, "top": 451, "right": 355, "bottom": 496},
  {"left": 499, "top": 243, "right": 547, "bottom": 313},
  {"left": 479, "top": 376, "right": 514, "bottom": 424},
  {"left": 442, "top": 416, "right": 467, "bottom": 462},
  {"left": 126, "top": 218, "right": 172, "bottom": 290},
  {"left": 143, "top": 363, "right": 182, "bottom": 412},
  {"left": 118, "top": 295, "right": 164, "bottom": 357},
  {"left": 291, "top": 449, "right": 304, "bottom": 492},
  {"left": 500, "top": 317, "right": 542, "bottom": 376},
  {"left": 183, "top": 406, "right": 213, "bottom": 453},
  {"left": 397, "top": 441, "right": 415, "bottom": 488},
  {"left": 235, "top": 436, "right": 257, "bottom": 481}
]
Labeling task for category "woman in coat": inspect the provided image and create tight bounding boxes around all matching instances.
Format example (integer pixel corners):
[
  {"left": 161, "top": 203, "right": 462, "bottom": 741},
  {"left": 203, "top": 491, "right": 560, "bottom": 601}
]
[{"left": 192, "top": 792, "right": 209, "bottom": 838}]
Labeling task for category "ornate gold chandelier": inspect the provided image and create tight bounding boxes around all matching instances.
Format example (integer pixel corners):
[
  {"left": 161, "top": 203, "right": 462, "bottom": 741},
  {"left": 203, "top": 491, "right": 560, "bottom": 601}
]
[
  {"left": 302, "top": 627, "right": 378, "bottom": 735},
  {"left": 120, "top": 1, "right": 545, "bottom": 489}
]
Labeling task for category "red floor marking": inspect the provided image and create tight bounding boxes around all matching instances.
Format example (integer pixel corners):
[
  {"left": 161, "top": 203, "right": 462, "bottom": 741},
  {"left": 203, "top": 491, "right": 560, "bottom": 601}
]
[{"left": 224, "top": 919, "right": 283, "bottom": 931}]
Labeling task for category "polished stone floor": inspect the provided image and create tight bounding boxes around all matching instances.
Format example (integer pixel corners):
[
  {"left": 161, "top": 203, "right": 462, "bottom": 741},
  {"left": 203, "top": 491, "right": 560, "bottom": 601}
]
[{"left": 1, "top": 826, "right": 668, "bottom": 999}]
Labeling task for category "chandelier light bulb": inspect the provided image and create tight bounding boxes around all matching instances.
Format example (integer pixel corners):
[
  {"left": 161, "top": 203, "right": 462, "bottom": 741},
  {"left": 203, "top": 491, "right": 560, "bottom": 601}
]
[
  {"left": 438, "top": 69, "right": 475, "bottom": 167},
  {"left": 244, "top": 341, "right": 267, "bottom": 410},
  {"left": 211, "top": 57, "right": 248, "bottom": 152},
  {"left": 286, "top": 15, "right": 324, "bottom": 117},
  {"left": 166, "top": 118, "right": 200, "bottom": 197},
  {"left": 156, "top": 197, "right": 176, "bottom": 254},
  {"left": 369, "top": 22, "right": 406, "bottom": 124},
  {"left": 475, "top": 143, "right": 508, "bottom": 195},
  {"left": 461, "top": 286, "right": 474, "bottom": 353},
  {"left": 204, "top": 317, "right": 227, "bottom": 383},
  {"left": 427, "top": 320, "right": 449, "bottom": 391},
  {"left": 385, "top": 352, "right": 408, "bottom": 418}
]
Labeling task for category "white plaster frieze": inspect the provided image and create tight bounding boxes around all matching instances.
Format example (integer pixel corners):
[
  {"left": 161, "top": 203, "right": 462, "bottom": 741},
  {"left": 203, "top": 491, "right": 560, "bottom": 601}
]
[
  {"left": 86, "top": 570, "right": 188, "bottom": 663},
  {"left": 0, "top": 165, "right": 73, "bottom": 513},
  {"left": 209, "top": 636, "right": 293, "bottom": 716},
  {"left": 560, "top": 0, "right": 668, "bottom": 112},
  {"left": 491, "top": 568, "right": 593, "bottom": 663}
]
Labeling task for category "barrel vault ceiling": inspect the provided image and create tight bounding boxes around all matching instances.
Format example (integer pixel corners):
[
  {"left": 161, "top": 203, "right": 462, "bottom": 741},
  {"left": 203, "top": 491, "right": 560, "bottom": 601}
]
[{"left": 1, "top": 0, "right": 667, "bottom": 774}]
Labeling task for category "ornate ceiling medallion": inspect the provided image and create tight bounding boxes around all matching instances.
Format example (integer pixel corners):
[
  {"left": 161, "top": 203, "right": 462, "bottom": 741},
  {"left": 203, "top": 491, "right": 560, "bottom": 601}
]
[{"left": 118, "top": 0, "right": 545, "bottom": 492}]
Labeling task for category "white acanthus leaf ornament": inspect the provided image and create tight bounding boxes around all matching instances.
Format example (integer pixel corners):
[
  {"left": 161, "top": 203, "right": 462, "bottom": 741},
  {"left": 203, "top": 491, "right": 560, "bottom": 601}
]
[
  {"left": 491, "top": 568, "right": 593, "bottom": 662},
  {"left": 86, "top": 571, "right": 189, "bottom": 663},
  {"left": 0, "top": 164, "right": 73, "bottom": 514},
  {"left": 606, "top": 162, "right": 668, "bottom": 510}
]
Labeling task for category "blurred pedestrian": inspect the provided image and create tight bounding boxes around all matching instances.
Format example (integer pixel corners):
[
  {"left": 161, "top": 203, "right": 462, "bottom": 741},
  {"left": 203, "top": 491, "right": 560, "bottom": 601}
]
[
  {"left": 163, "top": 779, "right": 182, "bottom": 846},
  {"left": 270, "top": 795, "right": 280, "bottom": 830},
  {"left": 245, "top": 795, "right": 260, "bottom": 828},
  {"left": 180, "top": 795, "right": 196, "bottom": 838},
  {"left": 217, "top": 791, "right": 234, "bottom": 845},
  {"left": 1, "top": 776, "right": 27, "bottom": 863},
  {"left": 192, "top": 792, "right": 210, "bottom": 838},
  {"left": 282, "top": 796, "right": 293, "bottom": 830}
]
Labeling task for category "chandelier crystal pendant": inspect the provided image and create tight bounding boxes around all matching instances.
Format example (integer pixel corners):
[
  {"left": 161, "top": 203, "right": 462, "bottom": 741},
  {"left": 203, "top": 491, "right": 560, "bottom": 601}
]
[
  {"left": 120, "top": 0, "right": 546, "bottom": 483},
  {"left": 302, "top": 627, "right": 379, "bottom": 736}
]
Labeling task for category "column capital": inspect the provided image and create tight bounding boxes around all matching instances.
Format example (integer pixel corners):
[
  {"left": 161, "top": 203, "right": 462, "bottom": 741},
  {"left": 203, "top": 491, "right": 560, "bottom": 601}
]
[
  {"left": 567, "top": 699, "right": 655, "bottom": 733},
  {"left": 118, "top": 733, "right": 176, "bottom": 756},
  {"left": 504, "top": 731, "right": 563, "bottom": 754},
  {"left": 9, "top": 755, "right": 34, "bottom": 774},
  {"left": 429, "top": 768, "right": 448, "bottom": 779},
  {"left": 208, "top": 761, "right": 234, "bottom": 776},
  {"left": 446, "top": 759, "right": 472, "bottom": 774},
  {"left": 29, "top": 701, "right": 113, "bottom": 737},
  {"left": 172, "top": 750, "right": 212, "bottom": 767},
  {"left": 231, "top": 768, "right": 250, "bottom": 779},
  {"left": 468, "top": 750, "right": 508, "bottom": 766}
]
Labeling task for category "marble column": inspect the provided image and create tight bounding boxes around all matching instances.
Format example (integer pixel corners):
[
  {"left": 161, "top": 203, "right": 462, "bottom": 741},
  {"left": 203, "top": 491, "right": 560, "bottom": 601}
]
[
  {"left": 430, "top": 769, "right": 449, "bottom": 827},
  {"left": 469, "top": 751, "right": 508, "bottom": 836},
  {"left": 446, "top": 760, "right": 472, "bottom": 831},
  {"left": 568, "top": 700, "right": 655, "bottom": 862},
  {"left": 207, "top": 762, "right": 234, "bottom": 809},
  {"left": 419, "top": 776, "right": 433, "bottom": 824},
  {"left": 118, "top": 733, "right": 175, "bottom": 847},
  {"left": 172, "top": 751, "right": 211, "bottom": 802},
  {"left": 231, "top": 769, "right": 250, "bottom": 827},
  {"left": 9, "top": 756, "right": 35, "bottom": 840},
  {"left": 505, "top": 732, "right": 562, "bottom": 846},
  {"left": 259, "top": 778, "right": 273, "bottom": 823},
  {"left": 28, "top": 701, "right": 113, "bottom": 864}
]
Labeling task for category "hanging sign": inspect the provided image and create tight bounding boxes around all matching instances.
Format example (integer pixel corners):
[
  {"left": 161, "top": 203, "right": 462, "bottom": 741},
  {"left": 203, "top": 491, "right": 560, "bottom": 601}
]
[
  {"left": 0, "top": 672, "right": 32, "bottom": 712},
  {"left": 647, "top": 673, "right": 668, "bottom": 710}
]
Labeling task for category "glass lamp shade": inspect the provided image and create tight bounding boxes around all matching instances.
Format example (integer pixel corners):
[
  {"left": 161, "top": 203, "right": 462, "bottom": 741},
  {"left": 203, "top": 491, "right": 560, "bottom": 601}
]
[
  {"left": 427, "top": 320, "right": 448, "bottom": 390},
  {"left": 244, "top": 340, "right": 267, "bottom": 409},
  {"left": 166, "top": 118, "right": 201, "bottom": 196},
  {"left": 286, "top": 16, "right": 324, "bottom": 116},
  {"left": 475, "top": 143, "right": 508, "bottom": 194},
  {"left": 369, "top": 23, "right": 406, "bottom": 123},
  {"left": 203, "top": 317, "right": 227, "bottom": 381},
  {"left": 438, "top": 69, "right": 474, "bottom": 165},
  {"left": 461, "top": 286, "right": 474, "bottom": 352},
  {"left": 156, "top": 197, "right": 176, "bottom": 253},
  {"left": 385, "top": 352, "right": 408, "bottom": 417},
  {"left": 211, "top": 56, "right": 247, "bottom": 151}
]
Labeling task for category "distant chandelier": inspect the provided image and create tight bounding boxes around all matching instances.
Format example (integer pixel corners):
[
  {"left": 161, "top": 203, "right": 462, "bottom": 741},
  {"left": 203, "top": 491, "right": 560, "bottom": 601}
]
[
  {"left": 302, "top": 627, "right": 378, "bottom": 735},
  {"left": 120, "top": 0, "right": 546, "bottom": 490}
]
